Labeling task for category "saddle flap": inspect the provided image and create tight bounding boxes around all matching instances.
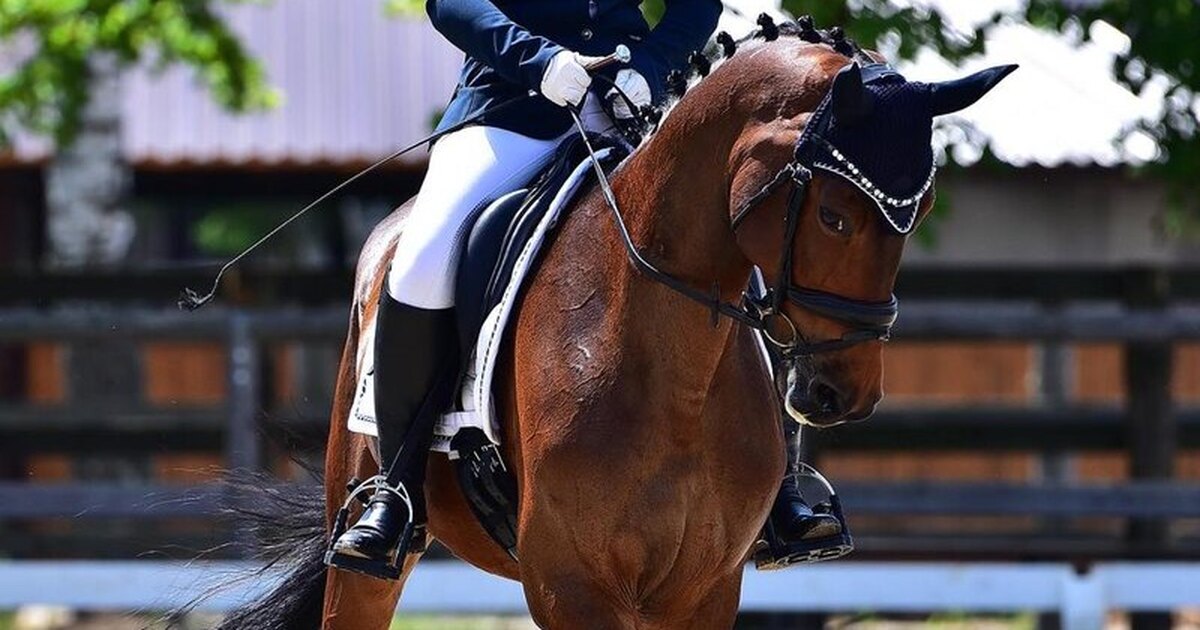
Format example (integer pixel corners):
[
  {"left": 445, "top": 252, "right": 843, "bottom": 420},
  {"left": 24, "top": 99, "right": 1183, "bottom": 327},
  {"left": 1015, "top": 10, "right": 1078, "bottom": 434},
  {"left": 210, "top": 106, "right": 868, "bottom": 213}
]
[
  {"left": 455, "top": 189, "right": 529, "bottom": 349},
  {"left": 454, "top": 134, "right": 592, "bottom": 347}
]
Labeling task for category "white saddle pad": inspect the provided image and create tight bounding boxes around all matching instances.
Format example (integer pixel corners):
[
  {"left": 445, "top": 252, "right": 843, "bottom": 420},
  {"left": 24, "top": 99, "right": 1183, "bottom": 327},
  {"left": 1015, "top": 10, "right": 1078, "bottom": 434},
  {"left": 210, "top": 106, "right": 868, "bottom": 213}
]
[{"left": 348, "top": 148, "right": 614, "bottom": 452}]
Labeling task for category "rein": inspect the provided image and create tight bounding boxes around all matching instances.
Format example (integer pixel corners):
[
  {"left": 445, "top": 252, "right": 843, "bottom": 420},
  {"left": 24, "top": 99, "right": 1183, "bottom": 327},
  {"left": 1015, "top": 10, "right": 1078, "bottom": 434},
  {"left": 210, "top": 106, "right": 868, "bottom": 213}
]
[
  {"left": 570, "top": 108, "right": 768, "bottom": 330},
  {"left": 570, "top": 103, "right": 897, "bottom": 358}
]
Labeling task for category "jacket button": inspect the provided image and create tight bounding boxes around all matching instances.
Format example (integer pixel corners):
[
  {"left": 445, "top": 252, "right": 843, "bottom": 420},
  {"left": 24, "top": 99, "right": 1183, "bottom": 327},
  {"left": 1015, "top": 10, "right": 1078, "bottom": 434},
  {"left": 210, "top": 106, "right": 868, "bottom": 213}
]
[{"left": 581, "top": 28, "right": 593, "bottom": 41}]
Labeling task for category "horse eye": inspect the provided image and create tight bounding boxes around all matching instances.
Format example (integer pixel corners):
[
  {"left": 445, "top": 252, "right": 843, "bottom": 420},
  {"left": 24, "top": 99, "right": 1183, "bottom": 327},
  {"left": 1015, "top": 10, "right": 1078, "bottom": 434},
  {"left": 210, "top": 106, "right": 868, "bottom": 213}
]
[{"left": 819, "top": 206, "right": 852, "bottom": 235}]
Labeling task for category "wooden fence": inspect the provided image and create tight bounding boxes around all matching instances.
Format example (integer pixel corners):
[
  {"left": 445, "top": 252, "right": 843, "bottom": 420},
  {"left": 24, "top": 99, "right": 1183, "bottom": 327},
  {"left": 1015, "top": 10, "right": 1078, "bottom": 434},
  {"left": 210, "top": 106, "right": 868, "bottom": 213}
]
[
  {"left": 2, "top": 560, "right": 1198, "bottom": 630},
  {"left": 1, "top": 267, "right": 1199, "bottom": 564}
]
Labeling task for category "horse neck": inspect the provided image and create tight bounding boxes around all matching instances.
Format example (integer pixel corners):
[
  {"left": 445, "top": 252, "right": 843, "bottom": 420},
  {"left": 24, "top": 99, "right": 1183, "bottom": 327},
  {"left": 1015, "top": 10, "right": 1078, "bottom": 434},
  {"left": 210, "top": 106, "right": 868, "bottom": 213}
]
[
  {"left": 611, "top": 92, "right": 751, "bottom": 305},
  {"left": 601, "top": 88, "right": 755, "bottom": 397}
]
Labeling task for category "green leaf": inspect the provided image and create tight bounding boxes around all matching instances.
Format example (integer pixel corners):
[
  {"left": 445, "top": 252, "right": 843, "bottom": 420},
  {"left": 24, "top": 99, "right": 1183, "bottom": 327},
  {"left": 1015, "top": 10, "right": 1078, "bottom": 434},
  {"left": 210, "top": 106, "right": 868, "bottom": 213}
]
[{"left": 0, "top": 0, "right": 274, "bottom": 148}]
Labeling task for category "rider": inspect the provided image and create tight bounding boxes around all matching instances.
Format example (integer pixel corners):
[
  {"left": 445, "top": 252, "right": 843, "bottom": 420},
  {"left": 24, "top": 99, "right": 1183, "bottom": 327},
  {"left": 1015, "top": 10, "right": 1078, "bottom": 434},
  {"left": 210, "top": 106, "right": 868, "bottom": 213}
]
[{"left": 327, "top": 0, "right": 844, "bottom": 577}]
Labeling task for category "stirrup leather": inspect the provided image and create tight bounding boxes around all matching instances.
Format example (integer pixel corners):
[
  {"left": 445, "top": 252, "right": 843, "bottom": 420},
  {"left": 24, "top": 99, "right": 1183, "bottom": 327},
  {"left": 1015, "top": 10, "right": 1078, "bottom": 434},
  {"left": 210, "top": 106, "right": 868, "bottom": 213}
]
[
  {"left": 324, "top": 475, "right": 418, "bottom": 580},
  {"left": 754, "top": 463, "right": 854, "bottom": 570}
]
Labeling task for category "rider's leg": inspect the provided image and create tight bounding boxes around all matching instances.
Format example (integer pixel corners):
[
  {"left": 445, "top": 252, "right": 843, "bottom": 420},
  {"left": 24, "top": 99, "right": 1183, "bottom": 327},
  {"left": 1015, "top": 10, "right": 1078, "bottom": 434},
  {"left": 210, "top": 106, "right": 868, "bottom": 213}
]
[
  {"left": 755, "top": 415, "right": 853, "bottom": 568},
  {"left": 769, "top": 420, "right": 842, "bottom": 541},
  {"left": 384, "top": 125, "right": 565, "bottom": 311},
  {"left": 327, "top": 296, "right": 458, "bottom": 567},
  {"left": 327, "top": 125, "right": 562, "bottom": 577}
]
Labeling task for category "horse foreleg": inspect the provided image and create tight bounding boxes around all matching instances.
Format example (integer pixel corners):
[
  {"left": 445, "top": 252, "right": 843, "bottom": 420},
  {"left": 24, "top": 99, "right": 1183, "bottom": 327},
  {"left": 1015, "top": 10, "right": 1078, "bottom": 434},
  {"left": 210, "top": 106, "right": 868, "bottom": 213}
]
[
  {"left": 678, "top": 574, "right": 742, "bottom": 630},
  {"left": 521, "top": 574, "right": 633, "bottom": 629},
  {"left": 321, "top": 556, "right": 415, "bottom": 630}
]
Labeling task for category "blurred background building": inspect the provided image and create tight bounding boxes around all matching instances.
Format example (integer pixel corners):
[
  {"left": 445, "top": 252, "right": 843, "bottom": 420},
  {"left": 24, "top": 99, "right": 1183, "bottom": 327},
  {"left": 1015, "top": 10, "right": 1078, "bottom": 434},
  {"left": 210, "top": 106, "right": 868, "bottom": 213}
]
[{"left": 0, "top": 0, "right": 1198, "bottom": 628}]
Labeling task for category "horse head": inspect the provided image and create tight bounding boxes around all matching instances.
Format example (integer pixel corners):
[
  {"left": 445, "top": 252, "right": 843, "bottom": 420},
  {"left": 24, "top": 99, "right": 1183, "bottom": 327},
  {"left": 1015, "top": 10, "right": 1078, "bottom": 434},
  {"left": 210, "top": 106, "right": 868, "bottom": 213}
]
[{"left": 715, "top": 32, "right": 1015, "bottom": 427}]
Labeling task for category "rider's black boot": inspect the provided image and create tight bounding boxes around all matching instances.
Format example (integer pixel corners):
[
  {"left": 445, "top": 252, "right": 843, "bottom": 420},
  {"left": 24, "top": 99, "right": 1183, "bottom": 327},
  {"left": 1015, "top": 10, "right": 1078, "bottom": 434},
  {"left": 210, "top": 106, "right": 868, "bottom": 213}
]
[
  {"left": 325, "top": 293, "right": 459, "bottom": 580},
  {"left": 755, "top": 422, "right": 854, "bottom": 570}
]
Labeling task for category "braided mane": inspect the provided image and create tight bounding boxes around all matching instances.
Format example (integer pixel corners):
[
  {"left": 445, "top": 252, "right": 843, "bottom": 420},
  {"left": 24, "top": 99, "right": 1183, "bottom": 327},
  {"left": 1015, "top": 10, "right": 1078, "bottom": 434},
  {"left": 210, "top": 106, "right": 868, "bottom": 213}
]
[
  {"left": 632, "top": 14, "right": 873, "bottom": 135},
  {"left": 677, "top": 14, "right": 873, "bottom": 97}
]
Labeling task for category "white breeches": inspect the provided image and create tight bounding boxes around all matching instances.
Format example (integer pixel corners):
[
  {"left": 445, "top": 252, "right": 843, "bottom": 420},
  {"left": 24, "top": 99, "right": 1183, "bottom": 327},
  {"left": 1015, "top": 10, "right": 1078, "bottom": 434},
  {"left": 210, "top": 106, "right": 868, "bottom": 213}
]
[{"left": 387, "top": 97, "right": 614, "bottom": 308}]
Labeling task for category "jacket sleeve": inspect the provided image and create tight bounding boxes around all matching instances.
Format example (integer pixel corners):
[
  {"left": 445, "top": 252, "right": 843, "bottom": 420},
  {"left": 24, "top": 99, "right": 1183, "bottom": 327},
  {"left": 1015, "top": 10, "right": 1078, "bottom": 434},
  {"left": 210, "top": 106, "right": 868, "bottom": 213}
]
[
  {"left": 628, "top": 0, "right": 723, "bottom": 104},
  {"left": 426, "top": 0, "right": 564, "bottom": 91}
]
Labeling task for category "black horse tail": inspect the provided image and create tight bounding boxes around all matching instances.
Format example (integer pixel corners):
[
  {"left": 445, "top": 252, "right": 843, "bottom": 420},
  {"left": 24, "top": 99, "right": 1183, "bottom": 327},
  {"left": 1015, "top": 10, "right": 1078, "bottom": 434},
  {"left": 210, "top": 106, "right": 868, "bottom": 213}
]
[{"left": 209, "top": 479, "right": 329, "bottom": 630}]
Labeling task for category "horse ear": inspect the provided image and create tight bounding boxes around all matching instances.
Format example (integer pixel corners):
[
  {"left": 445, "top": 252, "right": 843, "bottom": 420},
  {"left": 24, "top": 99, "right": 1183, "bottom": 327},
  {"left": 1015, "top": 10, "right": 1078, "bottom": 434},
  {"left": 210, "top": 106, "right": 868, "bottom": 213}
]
[
  {"left": 831, "top": 63, "right": 872, "bottom": 125},
  {"left": 929, "top": 64, "right": 1018, "bottom": 116}
]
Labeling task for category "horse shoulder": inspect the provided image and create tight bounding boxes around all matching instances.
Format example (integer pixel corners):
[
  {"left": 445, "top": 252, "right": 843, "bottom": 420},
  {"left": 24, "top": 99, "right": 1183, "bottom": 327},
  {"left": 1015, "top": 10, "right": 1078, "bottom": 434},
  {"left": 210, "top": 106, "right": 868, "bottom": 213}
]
[{"left": 706, "top": 325, "right": 785, "bottom": 473}]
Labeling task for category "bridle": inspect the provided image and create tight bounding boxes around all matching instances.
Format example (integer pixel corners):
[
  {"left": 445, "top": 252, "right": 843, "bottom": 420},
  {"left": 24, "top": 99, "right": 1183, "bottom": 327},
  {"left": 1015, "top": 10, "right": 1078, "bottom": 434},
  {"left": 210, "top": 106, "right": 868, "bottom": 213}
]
[
  {"left": 571, "top": 94, "right": 899, "bottom": 359},
  {"left": 732, "top": 154, "right": 897, "bottom": 357}
]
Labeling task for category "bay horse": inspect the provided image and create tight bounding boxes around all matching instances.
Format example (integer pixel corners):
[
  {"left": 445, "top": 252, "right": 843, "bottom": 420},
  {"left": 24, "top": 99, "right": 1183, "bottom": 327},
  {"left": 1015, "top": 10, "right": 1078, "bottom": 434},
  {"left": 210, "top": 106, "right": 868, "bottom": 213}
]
[{"left": 217, "top": 20, "right": 1011, "bottom": 630}]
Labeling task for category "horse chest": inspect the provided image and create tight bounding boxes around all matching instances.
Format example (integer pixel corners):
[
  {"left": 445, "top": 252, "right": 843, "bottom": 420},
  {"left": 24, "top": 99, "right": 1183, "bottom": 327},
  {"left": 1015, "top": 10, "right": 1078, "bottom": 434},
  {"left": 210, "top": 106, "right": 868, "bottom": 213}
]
[
  {"left": 512, "top": 243, "right": 783, "bottom": 609},
  {"left": 523, "top": 353, "right": 781, "bottom": 578}
]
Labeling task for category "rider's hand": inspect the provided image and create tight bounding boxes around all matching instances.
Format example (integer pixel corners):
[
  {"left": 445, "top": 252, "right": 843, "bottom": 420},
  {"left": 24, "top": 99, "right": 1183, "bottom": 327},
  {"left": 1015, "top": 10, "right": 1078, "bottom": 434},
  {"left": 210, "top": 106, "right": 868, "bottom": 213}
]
[
  {"left": 540, "top": 50, "right": 593, "bottom": 107},
  {"left": 608, "top": 68, "right": 652, "bottom": 120}
]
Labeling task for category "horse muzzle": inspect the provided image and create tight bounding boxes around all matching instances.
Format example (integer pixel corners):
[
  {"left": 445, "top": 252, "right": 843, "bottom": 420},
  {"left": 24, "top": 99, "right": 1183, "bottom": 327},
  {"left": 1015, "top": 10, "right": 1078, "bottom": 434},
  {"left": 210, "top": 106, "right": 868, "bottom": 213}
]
[{"left": 781, "top": 361, "right": 878, "bottom": 427}]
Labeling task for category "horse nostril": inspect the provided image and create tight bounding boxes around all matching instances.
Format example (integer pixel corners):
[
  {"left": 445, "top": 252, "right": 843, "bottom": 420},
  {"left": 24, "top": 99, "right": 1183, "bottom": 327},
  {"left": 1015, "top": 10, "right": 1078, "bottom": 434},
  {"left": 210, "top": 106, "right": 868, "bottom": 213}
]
[{"left": 811, "top": 380, "right": 842, "bottom": 416}]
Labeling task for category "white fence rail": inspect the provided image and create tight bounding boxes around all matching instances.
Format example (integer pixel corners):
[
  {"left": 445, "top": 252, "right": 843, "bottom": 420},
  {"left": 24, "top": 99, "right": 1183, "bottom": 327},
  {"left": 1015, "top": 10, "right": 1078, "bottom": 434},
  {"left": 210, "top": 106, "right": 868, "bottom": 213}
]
[{"left": 1, "top": 561, "right": 1198, "bottom": 629}]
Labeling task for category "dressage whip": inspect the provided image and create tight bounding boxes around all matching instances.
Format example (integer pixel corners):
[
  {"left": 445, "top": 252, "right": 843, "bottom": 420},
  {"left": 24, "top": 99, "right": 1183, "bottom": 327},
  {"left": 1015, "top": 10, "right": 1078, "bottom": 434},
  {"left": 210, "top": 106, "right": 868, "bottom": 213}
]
[
  {"left": 178, "top": 46, "right": 633, "bottom": 312},
  {"left": 177, "top": 96, "right": 525, "bottom": 311}
]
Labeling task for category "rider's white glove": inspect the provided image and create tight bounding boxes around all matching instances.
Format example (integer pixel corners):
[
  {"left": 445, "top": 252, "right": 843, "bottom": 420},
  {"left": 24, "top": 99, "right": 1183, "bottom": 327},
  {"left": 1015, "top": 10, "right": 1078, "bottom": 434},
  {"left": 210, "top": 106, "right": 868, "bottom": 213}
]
[
  {"left": 608, "top": 68, "right": 652, "bottom": 120},
  {"left": 540, "top": 50, "right": 593, "bottom": 107}
]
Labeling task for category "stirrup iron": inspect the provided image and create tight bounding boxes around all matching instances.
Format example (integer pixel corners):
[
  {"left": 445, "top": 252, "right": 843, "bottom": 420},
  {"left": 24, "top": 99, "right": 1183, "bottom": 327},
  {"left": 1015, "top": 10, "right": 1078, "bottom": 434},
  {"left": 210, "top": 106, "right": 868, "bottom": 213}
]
[
  {"left": 754, "top": 463, "right": 854, "bottom": 570},
  {"left": 324, "top": 475, "right": 416, "bottom": 580}
]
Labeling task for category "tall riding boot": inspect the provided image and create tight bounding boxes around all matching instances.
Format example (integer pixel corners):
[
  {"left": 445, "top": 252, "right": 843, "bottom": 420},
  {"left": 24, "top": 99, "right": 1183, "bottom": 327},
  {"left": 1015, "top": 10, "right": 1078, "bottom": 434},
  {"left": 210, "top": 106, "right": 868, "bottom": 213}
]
[
  {"left": 755, "top": 421, "right": 852, "bottom": 569},
  {"left": 325, "top": 293, "right": 459, "bottom": 580}
]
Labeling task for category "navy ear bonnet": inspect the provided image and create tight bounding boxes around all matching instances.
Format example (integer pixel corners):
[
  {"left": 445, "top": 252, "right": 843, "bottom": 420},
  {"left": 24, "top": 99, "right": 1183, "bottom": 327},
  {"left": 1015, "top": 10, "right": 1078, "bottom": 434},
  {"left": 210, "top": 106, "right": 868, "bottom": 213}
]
[{"left": 796, "top": 62, "right": 1017, "bottom": 234}]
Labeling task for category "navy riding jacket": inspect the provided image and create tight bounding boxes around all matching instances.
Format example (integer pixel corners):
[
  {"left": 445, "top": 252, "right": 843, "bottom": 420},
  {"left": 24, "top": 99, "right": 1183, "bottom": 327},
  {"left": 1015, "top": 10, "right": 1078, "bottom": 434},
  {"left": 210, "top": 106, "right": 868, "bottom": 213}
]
[{"left": 428, "top": 0, "right": 722, "bottom": 139}]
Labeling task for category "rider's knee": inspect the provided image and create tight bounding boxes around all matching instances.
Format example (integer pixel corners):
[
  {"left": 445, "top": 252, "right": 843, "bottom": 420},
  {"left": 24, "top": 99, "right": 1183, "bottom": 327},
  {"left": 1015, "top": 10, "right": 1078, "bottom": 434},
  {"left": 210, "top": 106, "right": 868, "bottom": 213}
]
[{"left": 386, "top": 249, "right": 455, "bottom": 309}]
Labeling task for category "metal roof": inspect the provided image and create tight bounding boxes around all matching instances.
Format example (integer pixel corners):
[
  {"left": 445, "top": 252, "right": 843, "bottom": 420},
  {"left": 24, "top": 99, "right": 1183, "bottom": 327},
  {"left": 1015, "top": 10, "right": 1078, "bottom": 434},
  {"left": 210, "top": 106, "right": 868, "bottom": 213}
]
[
  {"left": 9, "top": 0, "right": 464, "bottom": 167},
  {"left": 904, "top": 18, "right": 1166, "bottom": 168},
  {"left": 3, "top": 0, "right": 1173, "bottom": 168}
]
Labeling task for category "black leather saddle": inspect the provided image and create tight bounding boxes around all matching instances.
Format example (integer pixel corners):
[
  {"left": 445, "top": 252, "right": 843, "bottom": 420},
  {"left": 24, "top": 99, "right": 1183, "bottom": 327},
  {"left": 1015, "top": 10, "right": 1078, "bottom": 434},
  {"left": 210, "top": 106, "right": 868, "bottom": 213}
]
[{"left": 453, "top": 133, "right": 622, "bottom": 359}]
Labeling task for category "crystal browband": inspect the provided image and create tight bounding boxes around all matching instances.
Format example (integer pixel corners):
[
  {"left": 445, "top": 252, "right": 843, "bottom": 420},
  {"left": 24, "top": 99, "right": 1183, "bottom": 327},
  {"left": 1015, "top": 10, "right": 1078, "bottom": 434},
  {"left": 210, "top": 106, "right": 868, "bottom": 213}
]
[{"left": 811, "top": 136, "right": 936, "bottom": 234}]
